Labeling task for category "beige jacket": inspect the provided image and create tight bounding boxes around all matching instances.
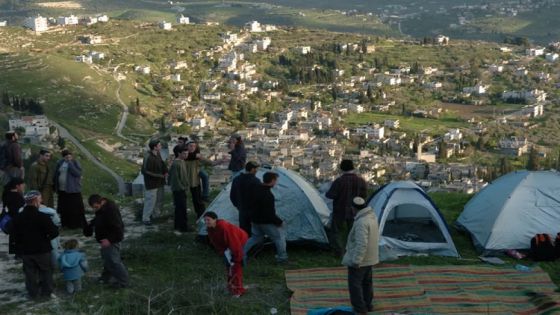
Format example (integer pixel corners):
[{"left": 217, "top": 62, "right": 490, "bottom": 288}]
[{"left": 342, "top": 207, "right": 379, "bottom": 267}]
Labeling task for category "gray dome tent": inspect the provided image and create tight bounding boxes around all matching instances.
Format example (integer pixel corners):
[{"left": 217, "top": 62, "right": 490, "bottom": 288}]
[
  {"left": 456, "top": 170, "right": 560, "bottom": 253},
  {"left": 197, "top": 166, "right": 331, "bottom": 245},
  {"left": 367, "top": 181, "right": 459, "bottom": 260}
]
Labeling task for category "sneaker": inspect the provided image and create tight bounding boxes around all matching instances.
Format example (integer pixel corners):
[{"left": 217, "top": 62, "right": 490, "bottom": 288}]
[
  {"left": 49, "top": 293, "right": 58, "bottom": 300},
  {"left": 143, "top": 220, "right": 153, "bottom": 226},
  {"left": 110, "top": 282, "right": 128, "bottom": 289}
]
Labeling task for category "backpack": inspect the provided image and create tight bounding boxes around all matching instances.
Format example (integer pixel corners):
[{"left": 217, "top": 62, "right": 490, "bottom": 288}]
[
  {"left": 0, "top": 141, "right": 8, "bottom": 170},
  {"left": 0, "top": 210, "right": 11, "bottom": 234},
  {"left": 530, "top": 233, "right": 556, "bottom": 261}
]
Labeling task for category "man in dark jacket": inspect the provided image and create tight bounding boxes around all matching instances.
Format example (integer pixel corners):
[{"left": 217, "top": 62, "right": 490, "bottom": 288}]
[
  {"left": 9, "top": 190, "right": 59, "bottom": 299},
  {"left": 243, "top": 172, "right": 288, "bottom": 263},
  {"left": 230, "top": 161, "right": 260, "bottom": 236},
  {"left": 84, "top": 194, "right": 129, "bottom": 288},
  {"left": 141, "top": 139, "right": 168, "bottom": 225},
  {"left": 326, "top": 159, "right": 368, "bottom": 254},
  {"left": 228, "top": 135, "right": 246, "bottom": 177},
  {"left": 3, "top": 131, "right": 23, "bottom": 180}
]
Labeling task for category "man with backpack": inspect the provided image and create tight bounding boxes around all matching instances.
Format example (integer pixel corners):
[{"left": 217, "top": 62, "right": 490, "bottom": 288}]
[{"left": 1, "top": 131, "right": 24, "bottom": 182}]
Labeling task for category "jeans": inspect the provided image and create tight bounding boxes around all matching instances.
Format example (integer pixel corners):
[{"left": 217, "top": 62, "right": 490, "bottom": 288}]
[
  {"left": 100, "top": 243, "right": 129, "bottom": 286},
  {"left": 244, "top": 224, "right": 288, "bottom": 261},
  {"left": 66, "top": 279, "right": 82, "bottom": 294},
  {"left": 143, "top": 186, "right": 164, "bottom": 222},
  {"left": 199, "top": 169, "right": 209, "bottom": 199},
  {"left": 348, "top": 266, "right": 373, "bottom": 313},
  {"left": 22, "top": 253, "right": 54, "bottom": 298},
  {"left": 172, "top": 190, "right": 188, "bottom": 230}
]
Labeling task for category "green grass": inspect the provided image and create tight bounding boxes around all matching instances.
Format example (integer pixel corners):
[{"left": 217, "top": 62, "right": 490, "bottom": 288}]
[
  {"left": 2, "top": 191, "right": 558, "bottom": 314},
  {"left": 345, "top": 112, "right": 468, "bottom": 134}
]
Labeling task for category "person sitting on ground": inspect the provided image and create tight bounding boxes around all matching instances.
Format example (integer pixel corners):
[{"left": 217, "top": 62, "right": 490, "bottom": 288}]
[
  {"left": 204, "top": 211, "right": 249, "bottom": 297},
  {"left": 58, "top": 239, "right": 88, "bottom": 294},
  {"left": 9, "top": 190, "right": 59, "bottom": 300},
  {"left": 83, "top": 194, "right": 129, "bottom": 289}
]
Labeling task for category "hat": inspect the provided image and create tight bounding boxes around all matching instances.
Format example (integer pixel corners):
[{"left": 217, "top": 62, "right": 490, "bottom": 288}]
[
  {"left": 352, "top": 197, "right": 367, "bottom": 210},
  {"left": 340, "top": 159, "right": 354, "bottom": 172},
  {"left": 245, "top": 161, "right": 260, "bottom": 171},
  {"left": 24, "top": 190, "right": 41, "bottom": 202}
]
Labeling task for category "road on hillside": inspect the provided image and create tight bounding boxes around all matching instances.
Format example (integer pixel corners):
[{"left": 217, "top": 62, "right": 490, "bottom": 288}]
[
  {"left": 51, "top": 121, "right": 126, "bottom": 196},
  {"left": 113, "top": 65, "right": 139, "bottom": 145}
]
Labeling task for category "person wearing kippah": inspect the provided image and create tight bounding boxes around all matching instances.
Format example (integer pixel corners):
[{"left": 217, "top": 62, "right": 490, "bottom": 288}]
[
  {"left": 8, "top": 191, "right": 59, "bottom": 300},
  {"left": 342, "top": 197, "right": 379, "bottom": 315}
]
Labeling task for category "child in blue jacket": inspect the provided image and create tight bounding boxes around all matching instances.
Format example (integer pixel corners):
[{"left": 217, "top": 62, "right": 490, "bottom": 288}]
[{"left": 58, "top": 239, "right": 88, "bottom": 294}]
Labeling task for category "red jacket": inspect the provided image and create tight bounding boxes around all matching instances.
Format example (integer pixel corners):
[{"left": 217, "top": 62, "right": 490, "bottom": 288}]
[{"left": 207, "top": 220, "right": 248, "bottom": 263}]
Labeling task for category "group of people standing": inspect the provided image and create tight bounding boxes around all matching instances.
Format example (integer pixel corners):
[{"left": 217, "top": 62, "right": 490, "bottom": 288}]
[{"left": 0, "top": 131, "right": 128, "bottom": 300}]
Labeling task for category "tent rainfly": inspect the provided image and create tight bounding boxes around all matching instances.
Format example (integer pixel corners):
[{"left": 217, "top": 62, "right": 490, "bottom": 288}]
[
  {"left": 367, "top": 181, "right": 459, "bottom": 260},
  {"left": 456, "top": 170, "right": 560, "bottom": 253},
  {"left": 197, "top": 166, "right": 331, "bottom": 245}
]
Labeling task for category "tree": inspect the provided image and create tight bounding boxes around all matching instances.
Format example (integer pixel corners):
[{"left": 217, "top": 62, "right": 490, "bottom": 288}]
[
  {"left": 526, "top": 146, "right": 540, "bottom": 170},
  {"left": 499, "top": 157, "right": 512, "bottom": 175},
  {"left": 1, "top": 91, "right": 9, "bottom": 107},
  {"left": 438, "top": 140, "right": 447, "bottom": 159},
  {"left": 57, "top": 137, "right": 66, "bottom": 149},
  {"left": 331, "top": 86, "right": 338, "bottom": 102},
  {"left": 239, "top": 104, "right": 248, "bottom": 125}
]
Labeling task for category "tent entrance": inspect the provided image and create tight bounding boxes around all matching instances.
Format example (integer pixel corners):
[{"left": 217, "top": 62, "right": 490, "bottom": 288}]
[{"left": 382, "top": 203, "right": 446, "bottom": 243}]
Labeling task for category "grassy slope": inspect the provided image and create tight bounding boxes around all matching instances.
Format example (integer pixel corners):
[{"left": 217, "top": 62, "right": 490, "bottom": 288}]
[{"left": 2, "top": 191, "right": 558, "bottom": 314}]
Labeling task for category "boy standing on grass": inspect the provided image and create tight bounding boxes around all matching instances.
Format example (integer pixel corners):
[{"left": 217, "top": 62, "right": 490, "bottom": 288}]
[
  {"left": 204, "top": 211, "right": 249, "bottom": 297},
  {"left": 58, "top": 239, "right": 88, "bottom": 294},
  {"left": 83, "top": 194, "right": 129, "bottom": 289}
]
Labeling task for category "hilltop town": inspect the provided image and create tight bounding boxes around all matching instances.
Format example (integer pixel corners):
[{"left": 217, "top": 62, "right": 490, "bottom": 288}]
[{"left": 0, "top": 11, "right": 559, "bottom": 196}]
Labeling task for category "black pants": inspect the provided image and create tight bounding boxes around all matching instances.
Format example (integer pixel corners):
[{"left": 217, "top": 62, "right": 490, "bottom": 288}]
[
  {"left": 329, "top": 218, "right": 354, "bottom": 254},
  {"left": 100, "top": 243, "right": 129, "bottom": 286},
  {"left": 189, "top": 186, "right": 206, "bottom": 219},
  {"left": 347, "top": 266, "right": 373, "bottom": 313},
  {"left": 238, "top": 209, "right": 252, "bottom": 237},
  {"left": 172, "top": 190, "right": 188, "bottom": 230},
  {"left": 22, "top": 253, "right": 54, "bottom": 298}
]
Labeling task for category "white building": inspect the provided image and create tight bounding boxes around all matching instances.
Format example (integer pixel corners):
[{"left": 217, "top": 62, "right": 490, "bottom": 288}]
[
  {"left": 75, "top": 55, "right": 93, "bottom": 64},
  {"left": 191, "top": 118, "right": 207, "bottom": 129},
  {"left": 9, "top": 115, "right": 51, "bottom": 141},
  {"left": 526, "top": 47, "right": 545, "bottom": 57},
  {"left": 57, "top": 15, "right": 79, "bottom": 26},
  {"left": 171, "top": 74, "right": 181, "bottom": 82},
  {"left": 177, "top": 15, "right": 190, "bottom": 24},
  {"left": 502, "top": 89, "right": 547, "bottom": 103},
  {"left": 348, "top": 104, "right": 365, "bottom": 113},
  {"left": 384, "top": 119, "right": 400, "bottom": 129},
  {"left": 489, "top": 64, "right": 503, "bottom": 73},
  {"left": 545, "top": 53, "right": 559, "bottom": 62},
  {"left": 514, "top": 67, "right": 528, "bottom": 77},
  {"left": 97, "top": 15, "right": 109, "bottom": 22},
  {"left": 135, "top": 65, "right": 151, "bottom": 74},
  {"left": 246, "top": 20, "right": 262, "bottom": 32},
  {"left": 256, "top": 37, "right": 271, "bottom": 51},
  {"left": 23, "top": 15, "right": 48, "bottom": 32},
  {"left": 521, "top": 104, "right": 544, "bottom": 118},
  {"left": 89, "top": 51, "right": 105, "bottom": 60},
  {"left": 444, "top": 128, "right": 463, "bottom": 141},
  {"left": 463, "top": 84, "right": 489, "bottom": 95},
  {"left": 296, "top": 46, "right": 311, "bottom": 55},
  {"left": 222, "top": 32, "right": 238, "bottom": 44},
  {"left": 0, "top": 21, "right": 6, "bottom": 27},
  {"left": 434, "top": 35, "right": 449, "bottom": 45},
  {"left": 159, "top": 21, "right": 172, "bottom": 30}
]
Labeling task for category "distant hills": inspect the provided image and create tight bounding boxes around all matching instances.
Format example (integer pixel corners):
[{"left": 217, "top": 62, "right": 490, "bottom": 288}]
[{"left": 0, "top": 0, "right": 558, "bottom": 43}]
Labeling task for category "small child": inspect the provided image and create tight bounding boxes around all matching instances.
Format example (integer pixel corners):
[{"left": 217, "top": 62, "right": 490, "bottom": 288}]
[{"left": 58, "top": 239, "right": 88, "bottom": 294}]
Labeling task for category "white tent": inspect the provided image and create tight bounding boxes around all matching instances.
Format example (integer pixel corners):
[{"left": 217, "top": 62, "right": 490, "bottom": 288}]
[
  {"left": 367, "top": 181, "right": 459, "bottom": 260},
  {"left": 456, "top": 170, "right": 560, "bottom": 253},
  {"left": 197, "top": 166, "right": 331, "bottom": 245}
]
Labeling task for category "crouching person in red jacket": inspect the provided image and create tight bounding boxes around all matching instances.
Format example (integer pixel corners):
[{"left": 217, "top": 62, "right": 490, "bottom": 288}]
[{"left": 204, "top": 211, "right": 248, "bottom": 297}]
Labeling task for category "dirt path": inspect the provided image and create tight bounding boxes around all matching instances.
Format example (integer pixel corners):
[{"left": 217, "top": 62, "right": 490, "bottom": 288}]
[{"left": 0, "top": 205, "right": 161, "bottom": 311}]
